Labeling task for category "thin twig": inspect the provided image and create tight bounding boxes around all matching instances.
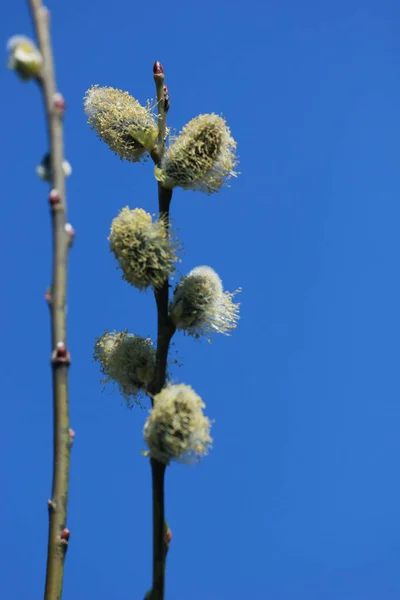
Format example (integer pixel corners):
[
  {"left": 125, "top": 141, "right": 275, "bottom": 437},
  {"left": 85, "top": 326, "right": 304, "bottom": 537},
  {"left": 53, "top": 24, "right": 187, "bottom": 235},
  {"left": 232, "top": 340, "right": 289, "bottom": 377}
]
[{"left": 27, "top": 2, "right": 71, "bottom": 599}]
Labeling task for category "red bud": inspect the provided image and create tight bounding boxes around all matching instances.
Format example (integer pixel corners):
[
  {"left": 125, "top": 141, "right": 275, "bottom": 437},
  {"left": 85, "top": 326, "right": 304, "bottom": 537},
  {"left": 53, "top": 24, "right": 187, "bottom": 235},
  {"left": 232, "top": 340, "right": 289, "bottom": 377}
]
[
  {"left": 56, "top": 342, "right": 67, "bottom": 358},
  {"left": 69, "top": 429, "right": 76, "bottom": 446},
  {"left": 165, "top": 528, "right": 172, "bottom": 544},
  {"left": 60, "top": 528, "right": 70, "bottom": 541},
  {"left": 153, "top": 61, "right": 164, "bottom": 75},
  {"left": 49, "top": 189, "right": 61, "bottom": 205},
  {"left": 53, "top": 92, "right": 65, "bottom": 113}
]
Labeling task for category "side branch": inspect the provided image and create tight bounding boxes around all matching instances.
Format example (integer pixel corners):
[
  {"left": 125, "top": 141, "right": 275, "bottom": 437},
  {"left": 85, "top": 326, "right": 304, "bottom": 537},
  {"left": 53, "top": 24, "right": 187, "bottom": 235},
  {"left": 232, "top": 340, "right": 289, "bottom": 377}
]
[{"left": 27, "top": 2, "right": 71, "bottom": 600}]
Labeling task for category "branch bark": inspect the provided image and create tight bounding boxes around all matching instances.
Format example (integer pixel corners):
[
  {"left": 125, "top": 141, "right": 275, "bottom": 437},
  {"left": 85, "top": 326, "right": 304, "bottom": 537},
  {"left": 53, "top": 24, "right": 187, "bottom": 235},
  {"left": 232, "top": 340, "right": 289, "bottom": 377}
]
[{"left": 27, "top": 3, "right": 71, "bottom": 599}]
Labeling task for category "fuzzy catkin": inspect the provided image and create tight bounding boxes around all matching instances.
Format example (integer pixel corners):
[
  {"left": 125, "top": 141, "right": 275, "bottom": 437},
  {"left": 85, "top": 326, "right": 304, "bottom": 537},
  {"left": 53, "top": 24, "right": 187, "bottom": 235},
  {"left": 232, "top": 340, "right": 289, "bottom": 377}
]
[
  {"left": 109, "top": 207, "right": 178, "bottom": 290},
  {"left": 155, "top": 114, "right": 237, "bottom": 194},
  {"left": 94, "top": 331, "right": 155, "bottom": 405},
  {"left": 144, "top": 384, "right": 212, "bottom": 464},
  {"left": 170, "top": 266, "right": 240, "bottom": 337},
  {"left": 84, "top": 85, "right": 158, "bottom": 162},
  {"left": 7, "top": 35, "right": 42, "bottom": 80}
]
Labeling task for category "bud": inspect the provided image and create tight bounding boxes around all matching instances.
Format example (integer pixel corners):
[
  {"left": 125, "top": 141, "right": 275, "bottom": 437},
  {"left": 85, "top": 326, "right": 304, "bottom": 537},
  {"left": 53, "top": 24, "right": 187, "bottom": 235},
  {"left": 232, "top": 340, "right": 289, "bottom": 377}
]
[
  {"left": 94, "top": 330, "right": 156, "bottom": 405},
  {"left": 56, "top": 341, "right": 67, "bottom": 358},
  {"left": 49, "top": 188, "right": 61, "bottom": 205},
  {"left": 165, "top": 528, "right": 172, "bottom": 544},
  {"left": 163, "top": 85, "right": 170, "bottom": 112},
  {"left": 109, "top": 207, "right": 178, "bottom": 290},
  {"left": 170, "top": 266, "right": 240, "bottom": 338},
  {"left": 144, "top": 384, "right": 212, "bottom": 464},
  {"left": 84, "top": 85, "right": 158, "bottom": 162},
  {"left": 37, "top": 153, "right": 72, "bottom": 181},
  {"left": 53, "top": 92, "right": 65, "bottom": 114},
  {"left": 65, "top": 223, "right": 75, "bottom": 245},
  {"left": 60, "top": 528, "right": 70, "bottom": 541},
  {"left": 164, "top": 523, "right": 172, "bottom": 554},
  {"left": 39, "top": 6, "right": 50, "bottom": 21},
  {"left": 68, "top": 428, "right": 75, "bottom": 448},
  {"left": 153, "top": 61, "right": 164, "bottom": 74},
  {"left": 7, "top": 35, "right": 42, "bottom": 81},
  {"left": 155, "top": 113, "right": 238, "bottom": 194}
]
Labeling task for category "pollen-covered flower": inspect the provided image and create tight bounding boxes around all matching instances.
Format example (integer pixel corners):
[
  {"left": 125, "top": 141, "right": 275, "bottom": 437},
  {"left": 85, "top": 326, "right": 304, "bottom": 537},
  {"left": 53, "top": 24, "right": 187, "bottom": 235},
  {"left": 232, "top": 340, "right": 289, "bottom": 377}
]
[
  {"left": 109, "top": 207, "right": 178, "bottom": 290},
  {"left": 143, "top": 384, "right": 212, "bottom": 464},
  {"left": 94, "top": 330, "right": 155, "bottom": 405},
  {"left": 155, "top": 114, "right": 237, "bottom": 194},
  {"left": 170, "top": 266, "right": 240, "bottom": 338},
  {"left": 7, "top": 35, "right": 42, "bottom": 81},
  {"left": 84, "top": 85, "right": 158, "bottom": 162}
]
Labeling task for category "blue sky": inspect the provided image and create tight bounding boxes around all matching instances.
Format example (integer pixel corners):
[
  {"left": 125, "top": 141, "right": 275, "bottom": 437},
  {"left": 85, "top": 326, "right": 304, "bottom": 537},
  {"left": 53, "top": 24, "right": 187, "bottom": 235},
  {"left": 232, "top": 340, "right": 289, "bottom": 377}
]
[{"left": 2, "top": 1, "right": 400, "bottom": 598}]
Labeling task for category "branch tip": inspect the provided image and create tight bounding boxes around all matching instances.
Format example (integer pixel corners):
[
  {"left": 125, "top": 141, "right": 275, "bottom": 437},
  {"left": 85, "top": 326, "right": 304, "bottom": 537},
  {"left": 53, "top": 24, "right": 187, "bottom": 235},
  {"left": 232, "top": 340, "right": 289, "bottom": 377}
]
[{"left": 153, "top": 61, "right": 164, "bottom": 75}]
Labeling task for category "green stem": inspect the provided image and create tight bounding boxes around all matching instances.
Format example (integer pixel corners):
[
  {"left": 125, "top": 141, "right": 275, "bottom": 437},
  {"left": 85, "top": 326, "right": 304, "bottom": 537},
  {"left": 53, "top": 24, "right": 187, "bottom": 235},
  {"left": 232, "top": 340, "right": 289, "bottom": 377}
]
[{"left": 27, "top": 2, "right": 71, "bottom": 599}]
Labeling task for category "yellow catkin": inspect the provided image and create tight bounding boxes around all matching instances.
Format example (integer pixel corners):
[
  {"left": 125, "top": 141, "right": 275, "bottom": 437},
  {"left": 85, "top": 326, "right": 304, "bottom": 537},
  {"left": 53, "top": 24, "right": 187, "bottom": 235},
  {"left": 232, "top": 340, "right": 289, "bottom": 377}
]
[
  {"left": 109, "top": 207, "right": 178, "bottom": 290},
  {"left": 144, "top": 384, "right": 212, "bottom": 464},
  {"left": 94, "top": 330, "right": 155, "bottom": 405},
  {"left": 170, "top": 266, "right": 240, "bottom": 337},
  {"left": 156, "top": 114, "right": 238, "bottom": 194},
  {"left": 84, "top": 85, "right": 158, "bottom": 162},
  {"left": 7, "top": 36, "right": 42, "bottom": 80}
]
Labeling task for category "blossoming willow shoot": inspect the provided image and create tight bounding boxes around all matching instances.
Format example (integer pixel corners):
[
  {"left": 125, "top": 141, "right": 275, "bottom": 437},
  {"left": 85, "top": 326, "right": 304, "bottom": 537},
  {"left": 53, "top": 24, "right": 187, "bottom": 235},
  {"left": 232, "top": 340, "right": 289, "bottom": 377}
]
[
  {"left": 83, "top": 61, "right": 240, "bottom": 600},
  {"left": 143, "top": 384, "right": 212, "bottom": 464},
  {"left": 170, "top": 265, "right": 240, "bottom": 338},
  {"left": 94, "top": 331, "right": 155, "bottom": 404},
  {"left": 84, "top": 85, "right": 158, "bottom": 162},
  {"left": 7, "top": 35, "right": 42, "bottom": 80},
  {"left": 109, "top": 207, "right": 178, "bottom": 290},
  {"left": 155, "top": 113, "right": 238, "bottom": 194}
]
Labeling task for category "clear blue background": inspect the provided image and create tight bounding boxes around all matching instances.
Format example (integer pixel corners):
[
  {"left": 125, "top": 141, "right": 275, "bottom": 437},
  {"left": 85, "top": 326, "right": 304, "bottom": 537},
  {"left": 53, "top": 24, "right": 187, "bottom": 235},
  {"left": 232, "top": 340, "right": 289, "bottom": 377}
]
[{"left": 2, "top": 1, "right": 400, "bottom": 598}]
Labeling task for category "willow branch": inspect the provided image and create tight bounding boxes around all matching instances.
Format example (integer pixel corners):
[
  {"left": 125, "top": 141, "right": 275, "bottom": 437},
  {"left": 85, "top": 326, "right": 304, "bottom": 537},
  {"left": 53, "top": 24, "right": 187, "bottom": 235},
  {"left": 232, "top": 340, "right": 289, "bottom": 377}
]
[
  {"left": 145, "top": 62, "right": 174, "bottom": 600},
  {"left": 27, "top": 2, "right": 71, "bottom": 600}
]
